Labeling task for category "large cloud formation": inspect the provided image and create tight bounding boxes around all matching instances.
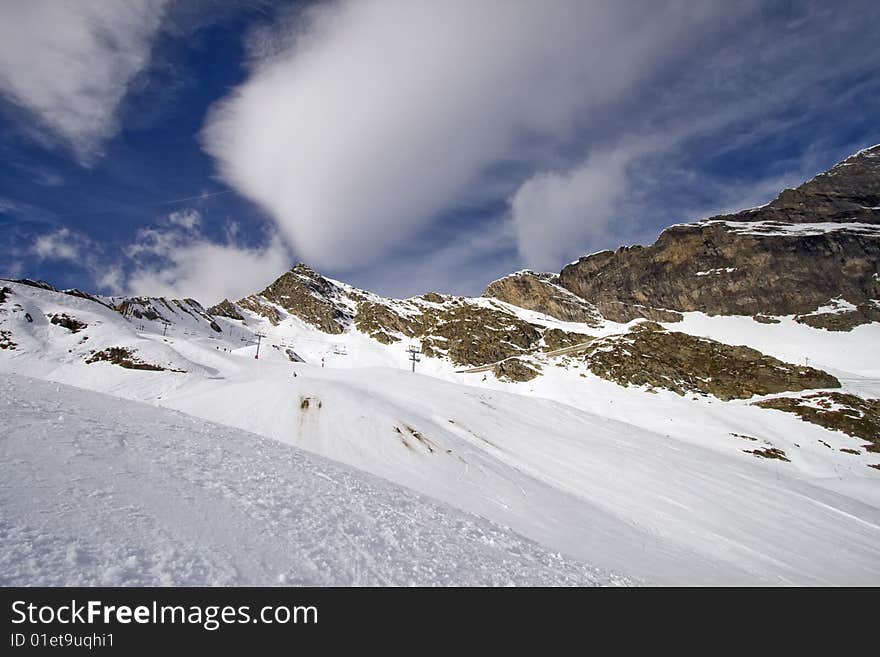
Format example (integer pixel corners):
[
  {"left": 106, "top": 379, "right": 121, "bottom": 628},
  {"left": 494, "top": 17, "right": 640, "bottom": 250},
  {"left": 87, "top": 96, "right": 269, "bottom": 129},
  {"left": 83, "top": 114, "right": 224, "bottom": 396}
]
[
  {"left": 0, "top": 0, "right": 168, "bottom": 162},
  {"left": 202, "top": 1, "right": 728, "bottom": 270},
  {"left": 203, "top": 0, "right": 880, "bottom": 278}
]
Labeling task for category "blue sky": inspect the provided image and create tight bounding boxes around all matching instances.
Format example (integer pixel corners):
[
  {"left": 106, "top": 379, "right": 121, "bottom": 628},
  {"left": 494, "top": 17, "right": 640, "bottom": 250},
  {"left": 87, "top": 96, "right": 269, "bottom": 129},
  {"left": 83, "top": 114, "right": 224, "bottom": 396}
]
[{"left": 1, "top": 0, "right": 879, "bottom": 304}]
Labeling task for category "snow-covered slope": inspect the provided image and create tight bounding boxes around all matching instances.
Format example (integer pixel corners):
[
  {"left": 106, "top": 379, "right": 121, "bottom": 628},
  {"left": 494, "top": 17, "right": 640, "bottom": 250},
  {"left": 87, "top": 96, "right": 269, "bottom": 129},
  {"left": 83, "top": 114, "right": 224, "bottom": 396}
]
[
  {"left": 2, "top": 281, "right": 880, "bottom": 584},
  {"left": 4, "top": 144, "right": 879, "bottom": 587},
  {"left": 0, "top": 373, "right": 625, "bottom": 586}
]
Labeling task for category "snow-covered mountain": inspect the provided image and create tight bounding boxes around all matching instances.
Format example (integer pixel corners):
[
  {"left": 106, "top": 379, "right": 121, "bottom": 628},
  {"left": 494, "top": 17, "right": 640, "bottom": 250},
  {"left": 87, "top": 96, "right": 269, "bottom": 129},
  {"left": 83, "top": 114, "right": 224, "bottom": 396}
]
[{"left": 2, "top": 145, "right": 879, "bottom": 585}]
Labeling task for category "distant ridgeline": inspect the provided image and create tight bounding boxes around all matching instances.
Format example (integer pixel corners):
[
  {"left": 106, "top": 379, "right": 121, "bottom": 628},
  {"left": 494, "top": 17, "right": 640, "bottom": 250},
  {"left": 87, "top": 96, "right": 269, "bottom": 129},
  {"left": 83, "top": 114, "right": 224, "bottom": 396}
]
[{"left": 3, "top": 144, "right": 878, "bottom": 399}]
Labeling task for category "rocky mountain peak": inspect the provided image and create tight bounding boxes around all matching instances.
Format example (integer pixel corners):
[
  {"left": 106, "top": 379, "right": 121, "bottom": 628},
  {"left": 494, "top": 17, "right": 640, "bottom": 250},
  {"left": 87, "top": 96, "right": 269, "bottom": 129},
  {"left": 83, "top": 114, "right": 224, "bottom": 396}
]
[
  {"left": 559, "top": 144, "right": 880, "bottom": 322},
  {"left": 712, "top": 143, "right": 880, "bottom": 226}
]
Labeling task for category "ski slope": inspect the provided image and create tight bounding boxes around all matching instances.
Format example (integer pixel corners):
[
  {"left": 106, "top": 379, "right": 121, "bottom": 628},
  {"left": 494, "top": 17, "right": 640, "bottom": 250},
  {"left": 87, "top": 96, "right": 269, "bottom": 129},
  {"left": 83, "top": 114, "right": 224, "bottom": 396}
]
[
  {"left": 2, "top": 280, "right": 880, "bottom": 585},
  {"left": 0, "top": 373, "right": 625, "bottom": 586}
]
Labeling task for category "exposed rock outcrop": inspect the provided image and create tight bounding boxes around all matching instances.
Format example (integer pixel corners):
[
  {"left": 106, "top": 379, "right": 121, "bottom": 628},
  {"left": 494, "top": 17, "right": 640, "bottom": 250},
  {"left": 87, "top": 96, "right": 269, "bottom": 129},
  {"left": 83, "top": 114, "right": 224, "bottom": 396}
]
[
  {"left": 581, "top": 322, "right": 840, "bottom": 400},
  {"left": 794, "top": 300, "right": 880, "bottom": 331},
  {"left": 49, "top": 313, "right": 87, "bottom": 333},
  {"left": 236, "top": 296, "right": 283, "bottom": 325},
  {"left": 115, "top": 296, "right": 219, "bottom": 330},
  {"left": 356, "top": 297, "right": 546, "bottom": 366},
  {"left": 559, "top": 145, "right": 880, "bottom": 319},
  {"left": 483, "top": 271, "right": 602, "bottom": 325},
  {"left": 560, "top": 221, "right": 880, "bottom": 318},
  {"left": 541, "top": 328, "right": 593, "bottom": 351},
  {"left": 207, "top": 299, "right": 245, "bottom": 321},
  {"left": 245, "top": 264, "right": 352, "bottom": 334},
  {"left": 721, "top": 144, "right": 880, "bottom": 225},
  {"left": 754, "top": 392, "right": 880, "bottom": 450},
  {"left": 493, "top": 358, "right": 540, "bottom": 382},
  {"left": 85, "top": 347, "right": 179, "bottom": 372}
]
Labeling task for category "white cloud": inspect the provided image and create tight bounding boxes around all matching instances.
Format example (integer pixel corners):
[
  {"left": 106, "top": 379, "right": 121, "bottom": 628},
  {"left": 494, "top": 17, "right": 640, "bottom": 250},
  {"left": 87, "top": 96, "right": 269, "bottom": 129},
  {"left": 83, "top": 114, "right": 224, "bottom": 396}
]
[
  {"left": 202, "top": 0, "right": 737, "bottom": 272},
  {"left": 0, "top": 0, "right": 168, "bottom": 162},
  {"left": 511, "top": 148, "right": 634, "bottom": 270},
  {"left": 125, "top": 211, "right": 291, "bottom": 304},
  {"left": 166, "top": 208, "right": 201, "bottom": 231},
  {"left": 203, "top": 0, "right": 880, "bottom": 281},
  {"left": 29, "top": 226, "right": 125, "bottom": 294},
  {"left": 31, "top": 228, "right": 87, "bottom": 263},
  {"left": 507, "top": 2, "right": 880, "bottom": 270},
  {"left": 26, "top": 210, "right": 289, "bottom": 302}
]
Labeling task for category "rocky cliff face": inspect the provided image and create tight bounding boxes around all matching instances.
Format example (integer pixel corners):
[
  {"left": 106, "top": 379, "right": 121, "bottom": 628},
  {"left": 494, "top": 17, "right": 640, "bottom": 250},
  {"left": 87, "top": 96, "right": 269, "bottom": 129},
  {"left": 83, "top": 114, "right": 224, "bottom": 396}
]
[
  {"left": 559, "top": 145, "right": 880, "bottom": 321},
  {"left": 483, "top": 271, "right": 602, "bottom": 325}
]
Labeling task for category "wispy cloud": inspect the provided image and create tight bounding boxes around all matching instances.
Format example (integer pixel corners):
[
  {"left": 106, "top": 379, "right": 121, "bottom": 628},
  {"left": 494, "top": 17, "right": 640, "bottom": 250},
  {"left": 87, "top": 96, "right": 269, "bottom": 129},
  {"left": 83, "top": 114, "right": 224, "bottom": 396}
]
[
  {"left": 26, "top": 207, "right": 290, "bottom": 303},
  {"left": 125, "top": 209, "right": 291, "bottom": 304},
  {"left": 0, "top": 0, "right": 169, "bottom": 163},
  {"left": 28, "top": 226, "right": 123, "bottom": 293},
  {"left": 31, "top": 228, "right": 85, "bottom": 262}
]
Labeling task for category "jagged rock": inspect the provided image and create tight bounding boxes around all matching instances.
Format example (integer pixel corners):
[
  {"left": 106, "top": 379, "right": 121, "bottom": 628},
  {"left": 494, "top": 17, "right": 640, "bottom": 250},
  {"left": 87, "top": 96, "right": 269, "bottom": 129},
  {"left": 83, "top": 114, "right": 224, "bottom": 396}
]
[
  {"left": 794, "top": 301, "right": 880, "bottom": 331},
  {"left": 484, "top": 271, "right": 603, "bottom": 325},
  {"left": 753, "top": 314, "right": 781, "bottom": 324},
  {"left": 356, "top": 296, "right": 548, "bottom": 366},
  {"left": 249, "top": 264, "right": 351, "bottom": 334},
  {"left": 116, "top": 298, "right": 160, "bottom": 321},
  {"left": 542, "top": 328, "right": 592, "bottom": 351},
  {"left": 433, "top": 305, "right": 542, "bottom": 366},
  {"left": 355, "top": 300, "right": 422, "bottom": 340},
  {"left": 208, "top": 299, "right": 245, "bottom": 321},
  {"left": 63, "top": 288, "right": 114, "bottom": 309},
  {"left": 561, "top": 221, "right": 880, "bottom": 318},
  {"left": 12, "top": 279, "right": 56, "bottom": 291},
  {"left": 559, "top": 146, "right": 880, "bottom": 318},
  {"left": 493, "top": 358, "right": 540, "bottom": 382},
  {"left": 592, "top": 300, "right": 683, "bottom": 323},
  {"left": 722, "top": 144, "right": 880, "bottom": 225},
  {"left": 0, "top": 286, "right": 8, "bottom": 304},
  {"left": 754, "top": 392, "right": 880, "bottom": 450},
  {"left": 49, "top": 313, "right": 87, "bottom": 333},
  {"left": 582, "top": 322, "right": 840, "bottom": 400},
  {"left": 237, "top": 296, "right": 282, "bottom": 325}
]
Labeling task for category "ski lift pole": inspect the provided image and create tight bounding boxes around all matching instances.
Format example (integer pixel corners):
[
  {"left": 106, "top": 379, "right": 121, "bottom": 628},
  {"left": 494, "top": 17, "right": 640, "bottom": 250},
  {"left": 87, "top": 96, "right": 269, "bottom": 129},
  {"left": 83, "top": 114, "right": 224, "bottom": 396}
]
[{"left": 408, "top": 345, "right": 421, "bottom": 373}]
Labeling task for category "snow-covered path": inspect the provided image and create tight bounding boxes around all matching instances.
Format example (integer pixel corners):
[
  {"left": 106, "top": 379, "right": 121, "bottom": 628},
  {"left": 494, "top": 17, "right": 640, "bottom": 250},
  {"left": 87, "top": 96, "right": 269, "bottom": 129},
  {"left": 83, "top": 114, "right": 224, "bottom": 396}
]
[{"left": 0, "top": 373, "right": 627, "bottom": 586}]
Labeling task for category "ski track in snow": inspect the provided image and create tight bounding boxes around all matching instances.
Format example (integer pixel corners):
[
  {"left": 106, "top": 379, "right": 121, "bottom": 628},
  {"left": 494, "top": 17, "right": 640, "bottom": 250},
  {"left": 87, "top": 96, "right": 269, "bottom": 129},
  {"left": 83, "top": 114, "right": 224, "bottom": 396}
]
[{"left": 0, "top": 373, "right": 628, "bottom": 587}]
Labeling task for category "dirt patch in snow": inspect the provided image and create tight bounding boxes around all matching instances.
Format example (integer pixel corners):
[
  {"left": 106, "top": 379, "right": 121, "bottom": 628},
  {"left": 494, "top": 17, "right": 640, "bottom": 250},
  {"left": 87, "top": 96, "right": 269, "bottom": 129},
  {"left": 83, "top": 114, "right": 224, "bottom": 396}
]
[{"left": 743, "top": 447, "right": 790, "bottom": 462}]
